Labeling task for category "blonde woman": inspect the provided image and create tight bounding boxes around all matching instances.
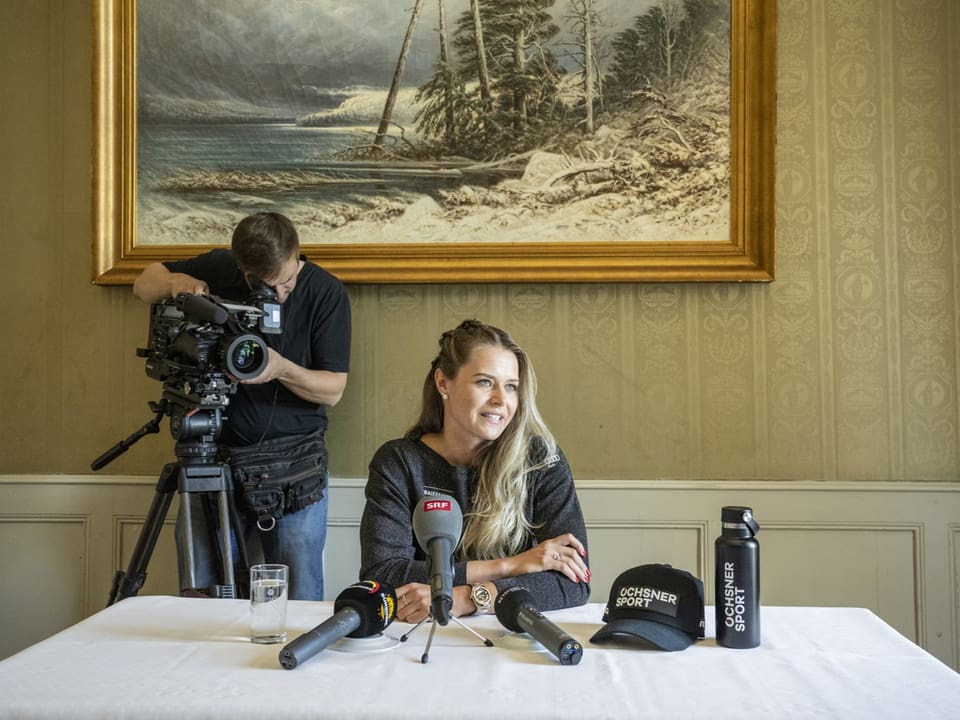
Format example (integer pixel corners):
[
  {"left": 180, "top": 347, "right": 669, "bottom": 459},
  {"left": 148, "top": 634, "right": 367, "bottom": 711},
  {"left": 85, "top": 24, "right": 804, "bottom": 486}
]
[{"left": 359, "top": 320, "right": 590, "bottom": 624}]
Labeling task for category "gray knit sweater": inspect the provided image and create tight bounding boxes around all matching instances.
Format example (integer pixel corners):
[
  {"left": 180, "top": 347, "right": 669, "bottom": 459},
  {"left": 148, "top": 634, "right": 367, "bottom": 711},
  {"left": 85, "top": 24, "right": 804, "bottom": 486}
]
[{"left": 359, "top": 435, "right": 590, "bottom": 611}]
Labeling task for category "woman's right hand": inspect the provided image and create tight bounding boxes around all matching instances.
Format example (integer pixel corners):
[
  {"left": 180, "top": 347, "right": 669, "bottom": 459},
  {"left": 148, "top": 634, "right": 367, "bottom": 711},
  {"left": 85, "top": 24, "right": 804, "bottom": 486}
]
[{"left": 394, "top": 582, "right": 432, "bottom": 624}]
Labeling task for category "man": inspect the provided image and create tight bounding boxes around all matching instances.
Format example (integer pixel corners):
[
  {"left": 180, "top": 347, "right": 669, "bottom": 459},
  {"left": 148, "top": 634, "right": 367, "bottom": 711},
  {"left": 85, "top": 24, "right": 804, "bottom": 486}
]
[{"left": 133, "top": 212, "right": 351, "bottom": 600}]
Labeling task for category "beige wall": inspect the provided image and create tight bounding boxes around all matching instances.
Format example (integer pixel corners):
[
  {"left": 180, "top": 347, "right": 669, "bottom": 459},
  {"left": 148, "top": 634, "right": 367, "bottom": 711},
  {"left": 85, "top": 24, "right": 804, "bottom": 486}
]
[{"left": 2, "top": 1, "right": 958, "bottom": 482}]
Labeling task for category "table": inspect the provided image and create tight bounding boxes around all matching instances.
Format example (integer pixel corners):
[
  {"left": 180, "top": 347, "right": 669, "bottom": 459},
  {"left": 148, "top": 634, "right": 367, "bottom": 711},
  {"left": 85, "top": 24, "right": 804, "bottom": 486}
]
[{"left": 1, "top": 596, "right": 958, "bottom": 719}]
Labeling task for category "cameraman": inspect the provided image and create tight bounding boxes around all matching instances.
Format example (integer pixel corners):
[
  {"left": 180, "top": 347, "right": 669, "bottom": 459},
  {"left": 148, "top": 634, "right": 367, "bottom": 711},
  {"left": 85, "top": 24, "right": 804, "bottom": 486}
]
[{"left": 133, "top": 212, "right": 351, "bottom": 601}]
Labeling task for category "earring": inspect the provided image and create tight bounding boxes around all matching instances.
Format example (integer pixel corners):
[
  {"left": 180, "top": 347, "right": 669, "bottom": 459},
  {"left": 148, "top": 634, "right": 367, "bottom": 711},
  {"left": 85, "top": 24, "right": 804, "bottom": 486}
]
[{"left": 440, "top": 392, "right": 448, "bottom": 400}]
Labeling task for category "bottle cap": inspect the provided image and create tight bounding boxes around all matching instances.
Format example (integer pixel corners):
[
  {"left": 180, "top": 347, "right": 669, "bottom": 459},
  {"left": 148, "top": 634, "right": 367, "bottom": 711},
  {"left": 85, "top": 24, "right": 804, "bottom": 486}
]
[{"left": 721, "top": 506, "right": 760, "bottom": 536}]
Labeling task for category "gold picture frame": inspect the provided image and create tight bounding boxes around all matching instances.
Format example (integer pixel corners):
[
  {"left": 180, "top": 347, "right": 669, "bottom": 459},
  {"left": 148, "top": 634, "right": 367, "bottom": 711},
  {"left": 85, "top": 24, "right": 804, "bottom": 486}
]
[{"left": 93, "top": 0, "right": 775, "bottom": 285}]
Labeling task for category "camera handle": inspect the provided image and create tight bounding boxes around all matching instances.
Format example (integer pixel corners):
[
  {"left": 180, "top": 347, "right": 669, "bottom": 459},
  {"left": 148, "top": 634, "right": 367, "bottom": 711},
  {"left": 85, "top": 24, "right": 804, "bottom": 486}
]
[{"left": 90, "top": 401, "right": 166, "bottom": 471}]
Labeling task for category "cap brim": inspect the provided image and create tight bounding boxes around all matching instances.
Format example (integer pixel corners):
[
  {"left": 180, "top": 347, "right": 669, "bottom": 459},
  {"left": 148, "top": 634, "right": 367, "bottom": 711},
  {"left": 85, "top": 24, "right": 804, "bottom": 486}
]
[{"left": 590, "top": 618, "right": 694, "bottom": 651}]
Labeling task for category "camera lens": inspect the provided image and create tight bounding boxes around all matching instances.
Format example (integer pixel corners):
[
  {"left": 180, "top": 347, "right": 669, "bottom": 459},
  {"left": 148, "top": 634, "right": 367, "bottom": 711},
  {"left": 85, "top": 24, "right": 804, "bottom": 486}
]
[
  {"left": 231, "top": 340, "right": 260, "bottom": 370},
  {"left": 222, "top": 334, "right": 268, "bottom": 380}
]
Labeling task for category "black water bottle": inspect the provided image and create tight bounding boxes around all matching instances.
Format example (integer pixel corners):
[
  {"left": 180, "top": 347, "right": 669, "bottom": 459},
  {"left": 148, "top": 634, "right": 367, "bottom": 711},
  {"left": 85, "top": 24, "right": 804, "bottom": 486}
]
[{"left": 715, "top": 506, "right": 760, "bottom": 648}]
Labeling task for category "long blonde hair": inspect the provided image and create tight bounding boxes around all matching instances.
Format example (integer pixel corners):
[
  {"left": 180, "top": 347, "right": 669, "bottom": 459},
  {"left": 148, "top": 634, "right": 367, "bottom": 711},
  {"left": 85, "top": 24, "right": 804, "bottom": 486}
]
[{"left": 407, "top": 320, "right": 556, "bottom": 558}]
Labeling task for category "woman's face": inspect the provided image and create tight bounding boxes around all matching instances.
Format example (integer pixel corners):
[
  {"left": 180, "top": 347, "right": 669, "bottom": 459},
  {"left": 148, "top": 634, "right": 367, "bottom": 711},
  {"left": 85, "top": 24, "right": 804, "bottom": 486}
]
[{"left": 438, "top": 344, "right": 520, "bottom": 452}]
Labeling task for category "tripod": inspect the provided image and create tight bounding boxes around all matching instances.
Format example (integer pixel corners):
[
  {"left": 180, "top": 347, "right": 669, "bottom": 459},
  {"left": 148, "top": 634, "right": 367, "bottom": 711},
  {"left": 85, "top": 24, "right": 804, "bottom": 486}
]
[
  {"left": 92, "top": 395, "right": 249, "bottom": 605},
  {"left": 399, "top": 604, "right": 494, "bottom": 664}
]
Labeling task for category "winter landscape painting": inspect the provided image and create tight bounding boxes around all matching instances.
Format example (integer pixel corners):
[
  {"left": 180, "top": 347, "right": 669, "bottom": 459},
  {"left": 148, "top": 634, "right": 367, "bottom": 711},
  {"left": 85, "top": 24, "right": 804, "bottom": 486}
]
[{"left": 93, "top": 0, "right": 776, "bottom": 283}]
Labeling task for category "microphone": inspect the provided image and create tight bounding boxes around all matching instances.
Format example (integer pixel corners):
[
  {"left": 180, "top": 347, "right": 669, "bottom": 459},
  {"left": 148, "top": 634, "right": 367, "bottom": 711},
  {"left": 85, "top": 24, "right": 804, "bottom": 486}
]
[
  {"left": 278, "top": 580, "right": 397, "bottom": 669},
  {"left": 179, "top": 293, "right": 229, "bottom": 325},
  {"left": 411, "top": 494, "right": 462, "bottom": 626},
  {"left": 494, "top": 586, "right": 583, "bottom": 666}
]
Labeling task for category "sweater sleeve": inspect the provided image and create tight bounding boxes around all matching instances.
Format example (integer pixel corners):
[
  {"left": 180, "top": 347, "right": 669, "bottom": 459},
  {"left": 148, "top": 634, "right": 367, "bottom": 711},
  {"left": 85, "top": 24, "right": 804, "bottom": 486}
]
[
  {"left": 358, "top": 442, "right": 429, "bottom": 588},
  {"left": 491, "top": 447, "right": 591, "bottom": 611}
]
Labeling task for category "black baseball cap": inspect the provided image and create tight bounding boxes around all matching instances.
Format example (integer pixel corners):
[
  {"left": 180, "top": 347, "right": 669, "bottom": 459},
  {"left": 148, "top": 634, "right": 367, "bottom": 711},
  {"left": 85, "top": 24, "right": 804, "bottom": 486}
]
[{"left": 591, "top": 564, "right": 705, "bottom": 651}]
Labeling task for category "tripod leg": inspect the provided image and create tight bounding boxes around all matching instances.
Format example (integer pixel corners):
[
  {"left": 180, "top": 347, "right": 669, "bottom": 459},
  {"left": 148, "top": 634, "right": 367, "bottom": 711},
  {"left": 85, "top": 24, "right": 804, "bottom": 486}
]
[
  {"left": 447, "top": 614, "right": 495, "bottom": 647},
  {"left": 180, "top": 490, "right": 239, "bottom": 598},
  {"left": 227, "top": 491, "right": 250, "bottom": 599},
  {"left": 214, "top": 489, "right": 237, "bottom": 598},
  {"left": 177, "top": 463, "right": 241, "bottom": 598},
  {"left": 108, "top": 463, "right": 178, "bottom": 606},
  {"left": 180, "top": 489, "right": 201, "bottom": 593},
  {"left": 421, "top": 618, "right": 439, "bottom": 664}
]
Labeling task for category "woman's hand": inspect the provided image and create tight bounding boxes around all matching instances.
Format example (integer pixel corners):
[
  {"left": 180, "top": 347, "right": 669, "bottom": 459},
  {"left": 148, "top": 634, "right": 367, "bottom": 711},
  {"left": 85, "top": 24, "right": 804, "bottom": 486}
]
[
  {"left": 503, "top": 533, "right": 590, "bottom": 584},
  {"left": 394, "top": 582, "right": 432, "bottom": 624}
]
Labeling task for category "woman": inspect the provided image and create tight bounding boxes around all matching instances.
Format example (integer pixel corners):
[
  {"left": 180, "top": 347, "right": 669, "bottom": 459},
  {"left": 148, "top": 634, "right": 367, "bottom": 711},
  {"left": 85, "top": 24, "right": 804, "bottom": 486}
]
[{"left": 359, "top": 319, "right": 590, "bottom": 624}]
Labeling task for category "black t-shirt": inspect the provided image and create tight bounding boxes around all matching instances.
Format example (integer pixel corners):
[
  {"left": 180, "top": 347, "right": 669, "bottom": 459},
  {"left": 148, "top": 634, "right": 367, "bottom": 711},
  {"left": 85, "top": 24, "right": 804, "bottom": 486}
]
[{"left": 164, "top": 249, "right": 351, "bottom": 446}]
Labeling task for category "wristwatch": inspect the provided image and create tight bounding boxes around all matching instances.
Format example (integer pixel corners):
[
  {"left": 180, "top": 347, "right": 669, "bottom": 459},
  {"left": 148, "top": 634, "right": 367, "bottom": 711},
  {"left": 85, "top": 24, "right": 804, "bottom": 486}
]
[{"left": 470, "top": 583, "right": 492, "bottom": 614}]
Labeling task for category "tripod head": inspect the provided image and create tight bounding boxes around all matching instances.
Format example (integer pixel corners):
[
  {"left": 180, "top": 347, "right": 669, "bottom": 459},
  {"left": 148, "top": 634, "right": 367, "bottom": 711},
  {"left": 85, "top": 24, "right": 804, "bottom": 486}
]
[{"left": 90, "top": 385, "right": 228, "bottom": 471}]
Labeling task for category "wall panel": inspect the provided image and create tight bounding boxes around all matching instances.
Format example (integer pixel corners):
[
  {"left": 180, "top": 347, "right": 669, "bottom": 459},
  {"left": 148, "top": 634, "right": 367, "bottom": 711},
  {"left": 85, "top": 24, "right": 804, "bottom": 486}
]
[
  {"left": 585, "top": 523, "right": 707, "bottom": 598},
  {"left": 761, "top": 524, "right": 920, "bottom": 642},
  {"left": 0, "top": 517, "right": 88, "bottom": 659},
  {"left": 2, "top": 476, "right": 957, "bottom": 672}
]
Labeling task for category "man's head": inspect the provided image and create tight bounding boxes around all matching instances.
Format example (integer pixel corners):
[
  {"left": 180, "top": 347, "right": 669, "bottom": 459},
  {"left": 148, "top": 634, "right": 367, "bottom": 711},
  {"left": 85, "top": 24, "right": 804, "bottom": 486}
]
[{"left": 232, "top": 212, "right": 301, "bottom": 302}]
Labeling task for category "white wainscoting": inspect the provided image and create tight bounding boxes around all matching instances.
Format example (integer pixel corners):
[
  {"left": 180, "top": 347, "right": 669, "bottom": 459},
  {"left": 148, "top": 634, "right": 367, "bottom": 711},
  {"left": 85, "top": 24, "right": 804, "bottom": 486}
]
[{"left": 1, "top": 476, "right": 958, "bottom": 671}]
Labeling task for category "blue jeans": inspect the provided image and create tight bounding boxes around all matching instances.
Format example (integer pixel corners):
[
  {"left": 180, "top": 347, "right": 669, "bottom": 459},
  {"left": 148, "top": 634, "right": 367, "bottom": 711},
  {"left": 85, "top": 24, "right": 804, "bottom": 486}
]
[{"left": 175, "top": 490, "right": 328, "bottom": 601}]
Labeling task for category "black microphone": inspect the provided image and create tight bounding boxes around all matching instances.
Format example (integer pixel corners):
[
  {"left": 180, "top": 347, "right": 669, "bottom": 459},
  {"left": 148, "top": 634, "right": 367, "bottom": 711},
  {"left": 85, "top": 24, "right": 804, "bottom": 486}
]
[
  {"left": 179, "top": 293, "right": 229, "bottom": 325},
  {"left": 494, "top": 586, "right": 583, "bottom": 666},
  {"left": 278, "top": 580, "right": 397, "bottom": 669},
  {"left": 411, "top": 495, "right": 462, "bottom": 626}
]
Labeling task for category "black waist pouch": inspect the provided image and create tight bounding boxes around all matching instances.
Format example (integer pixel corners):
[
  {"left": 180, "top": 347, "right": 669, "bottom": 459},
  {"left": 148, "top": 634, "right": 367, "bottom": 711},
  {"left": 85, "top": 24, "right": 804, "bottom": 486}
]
[{"left": 222, "top": 429, "right": 328, "bottom": 530}]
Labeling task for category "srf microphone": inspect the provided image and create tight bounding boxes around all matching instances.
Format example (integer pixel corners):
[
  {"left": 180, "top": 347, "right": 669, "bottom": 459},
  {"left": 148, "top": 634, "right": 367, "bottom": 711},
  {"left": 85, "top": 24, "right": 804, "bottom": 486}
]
[
  {"left": 494, "top": 586, "right": 583, "bottom": 665},
  {"left": 411, "top": 494, "right": 462, "bottom": 626},
  {"left": 278, "top": 580, "right": 397, "bottom": 669}
]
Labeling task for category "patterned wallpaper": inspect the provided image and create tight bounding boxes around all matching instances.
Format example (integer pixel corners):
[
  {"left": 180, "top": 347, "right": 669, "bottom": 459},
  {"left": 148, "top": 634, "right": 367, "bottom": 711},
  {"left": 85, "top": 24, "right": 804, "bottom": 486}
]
[
  {"left": 327, "top": 0, "right": 960, "bottom": 482},
  {"left": 5, "top": 0, "right": 956, "bottom": 481}
]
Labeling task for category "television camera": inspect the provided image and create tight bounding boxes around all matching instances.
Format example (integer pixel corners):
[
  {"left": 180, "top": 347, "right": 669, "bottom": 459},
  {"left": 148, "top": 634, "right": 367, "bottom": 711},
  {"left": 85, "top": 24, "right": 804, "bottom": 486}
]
[
  {"left": 91, "top": 285, "right": 281, "bottom": 604},
  {"left": 139, "top": 290, "right": 281, "bottom": 421}
]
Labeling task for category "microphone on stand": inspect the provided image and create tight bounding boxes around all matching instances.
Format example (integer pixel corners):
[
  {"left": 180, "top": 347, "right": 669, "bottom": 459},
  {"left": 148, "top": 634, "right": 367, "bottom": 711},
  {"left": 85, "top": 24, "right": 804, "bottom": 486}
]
[
  {"left": 278, "top": 580, "right": 397, "bottom": 669},
  {"left": 411, "top": 495, "right": 463, "bottom": 626},
  {"left": 494, "top": 586, "right": 583, "bottom": 666},
  {"left": 404, "top": 495, "right": 493, "bottom": 662}
]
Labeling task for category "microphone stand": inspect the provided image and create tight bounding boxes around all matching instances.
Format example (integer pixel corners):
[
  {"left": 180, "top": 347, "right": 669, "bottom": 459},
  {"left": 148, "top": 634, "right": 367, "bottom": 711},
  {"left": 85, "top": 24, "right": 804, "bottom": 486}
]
[{"left": 400, "top": 610, "right": 494, "bottom": 664}]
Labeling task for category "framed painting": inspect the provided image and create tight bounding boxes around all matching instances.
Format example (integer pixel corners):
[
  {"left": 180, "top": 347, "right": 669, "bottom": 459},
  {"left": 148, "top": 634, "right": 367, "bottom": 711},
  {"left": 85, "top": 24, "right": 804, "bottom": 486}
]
[{"left": 93, "top": 0, "right": 775, "bottom": 284}]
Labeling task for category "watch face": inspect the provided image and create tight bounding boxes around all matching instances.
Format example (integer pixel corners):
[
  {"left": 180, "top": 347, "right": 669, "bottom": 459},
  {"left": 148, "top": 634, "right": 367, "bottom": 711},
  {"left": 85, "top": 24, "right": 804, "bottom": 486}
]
[{"left": 472, "top": 585, "right": 491, "bottom": 608}]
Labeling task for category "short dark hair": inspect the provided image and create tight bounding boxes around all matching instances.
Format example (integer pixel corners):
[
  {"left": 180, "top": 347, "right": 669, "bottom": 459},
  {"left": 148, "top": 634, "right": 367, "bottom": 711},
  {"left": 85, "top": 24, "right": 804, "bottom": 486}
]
[{"left": 231, "top": 212, "right": 299, "bottom": 281}]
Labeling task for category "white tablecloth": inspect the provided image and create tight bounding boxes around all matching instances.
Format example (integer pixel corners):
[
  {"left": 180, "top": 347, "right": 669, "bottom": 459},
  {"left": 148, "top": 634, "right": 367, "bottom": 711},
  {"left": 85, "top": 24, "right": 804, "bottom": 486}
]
[{"left": 1, "top": 596, "right": 958, "bottom": 719}]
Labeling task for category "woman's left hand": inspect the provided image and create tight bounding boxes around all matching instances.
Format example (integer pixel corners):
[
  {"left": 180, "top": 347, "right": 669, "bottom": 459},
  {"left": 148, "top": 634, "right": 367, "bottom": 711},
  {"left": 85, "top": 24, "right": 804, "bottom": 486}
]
[{"left": 506, "top": 533, "right": 590, "bottom": 584}]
